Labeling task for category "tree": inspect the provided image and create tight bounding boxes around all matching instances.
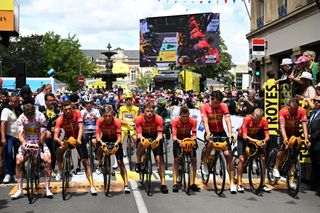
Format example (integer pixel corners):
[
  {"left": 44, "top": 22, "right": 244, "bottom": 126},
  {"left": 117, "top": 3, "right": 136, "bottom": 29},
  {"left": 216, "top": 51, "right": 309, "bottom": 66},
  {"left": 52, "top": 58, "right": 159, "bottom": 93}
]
[
  {"left": 135, "top": 71, "right": 153, "bottom": 91},
  {"left": 0, "top": 32, "right": 96, "bottom": 91}
]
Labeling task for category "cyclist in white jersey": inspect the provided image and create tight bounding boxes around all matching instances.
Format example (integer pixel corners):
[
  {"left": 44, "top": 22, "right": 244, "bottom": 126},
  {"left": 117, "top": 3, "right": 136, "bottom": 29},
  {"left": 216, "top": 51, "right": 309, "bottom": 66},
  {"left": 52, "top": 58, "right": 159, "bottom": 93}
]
[{"left": 11, "top": 103, "right": 53, "bottom": 199}]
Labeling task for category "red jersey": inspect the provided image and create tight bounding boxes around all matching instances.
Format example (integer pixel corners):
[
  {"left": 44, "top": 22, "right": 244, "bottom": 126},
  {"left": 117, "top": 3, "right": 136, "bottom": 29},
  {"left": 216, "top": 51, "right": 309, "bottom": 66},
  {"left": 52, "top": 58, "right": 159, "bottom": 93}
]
[
  {"left": 134, "top": 114, "right": 163, "bottom": 138},
  {"left": 238, "top": 115, "right": 269, "bottom": 138},
  {"left": 200, "top": 102, "right": 230, "bottom": 133},
  {"left": 96, "top": 117, "right": 121, "bottom": 140},
  {"left": 172, "top": 117, "right": 197, "bottom": 140},
  {"left": 55, "top": 110, "right": 83, "bottom": 138},
  {"left": 279, "top": 106, "right": 307, "bottom": 136}
]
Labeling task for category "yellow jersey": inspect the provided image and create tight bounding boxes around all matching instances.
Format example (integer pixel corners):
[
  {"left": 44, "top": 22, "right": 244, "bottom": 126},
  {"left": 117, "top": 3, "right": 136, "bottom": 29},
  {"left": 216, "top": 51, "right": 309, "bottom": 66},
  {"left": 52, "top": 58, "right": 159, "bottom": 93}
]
[{"left": 118, "top": 105, "right": 140, "bottom": 127}]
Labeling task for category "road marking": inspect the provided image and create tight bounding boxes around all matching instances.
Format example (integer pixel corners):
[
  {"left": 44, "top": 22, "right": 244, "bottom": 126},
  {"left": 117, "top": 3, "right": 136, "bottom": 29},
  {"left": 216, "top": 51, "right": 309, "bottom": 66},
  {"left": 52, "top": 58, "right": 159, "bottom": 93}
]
[{"left": 124, "top": 157, "right": 148, "bottom": 213}]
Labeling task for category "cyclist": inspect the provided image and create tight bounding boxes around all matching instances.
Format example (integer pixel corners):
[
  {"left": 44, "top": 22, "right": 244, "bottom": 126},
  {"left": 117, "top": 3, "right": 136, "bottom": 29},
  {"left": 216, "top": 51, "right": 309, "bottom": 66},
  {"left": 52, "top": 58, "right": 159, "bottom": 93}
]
[
  {"left": 171, "top": 106, "right": 199, "bottom": 192},
  {"left": 118, "top": 92, "right": 139, "bottom": 164},
  {"left": 11, "top": 103, "right": 53, "bottom": 199},
  {"left": 81, "top": 96, "right": 101, "bottom": 173},
  {"left": 236, "top": 108, "right": 271, "bottom": 192},
  {"left": 273, "top": 98, "right": 310, "bottom": 189},
  {"left": 200, "top": 90, "right": 237, "bottom": 193},
  {"left": 54, "top": 100, "right": 97, "bottom": 195},
  {"left": 134, "top": 101, "right": 168, "bottom": 193},
  {"left": 96, "top": 105, "right": 130, "bottom": 193}
]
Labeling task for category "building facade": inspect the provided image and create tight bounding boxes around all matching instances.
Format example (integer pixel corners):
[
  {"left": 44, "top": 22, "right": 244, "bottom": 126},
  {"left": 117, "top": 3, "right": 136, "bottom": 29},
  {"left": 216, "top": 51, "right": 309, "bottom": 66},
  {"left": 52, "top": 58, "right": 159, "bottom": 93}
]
[{"left": 246, "top": 0, "right": 320, "bottom": 86}]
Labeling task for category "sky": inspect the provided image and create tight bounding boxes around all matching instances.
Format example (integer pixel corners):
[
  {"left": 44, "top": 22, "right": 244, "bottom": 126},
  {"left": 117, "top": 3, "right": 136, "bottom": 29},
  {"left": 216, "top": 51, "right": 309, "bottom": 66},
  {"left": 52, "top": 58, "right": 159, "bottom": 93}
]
[{"left": 17, "top": 0, "right": 251, "bottom": 64}]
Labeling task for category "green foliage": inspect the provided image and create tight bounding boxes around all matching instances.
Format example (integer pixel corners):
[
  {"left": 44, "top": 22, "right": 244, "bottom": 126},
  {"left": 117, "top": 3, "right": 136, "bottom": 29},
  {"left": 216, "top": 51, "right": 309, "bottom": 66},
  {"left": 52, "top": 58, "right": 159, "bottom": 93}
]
[
  {"left": 0, "top": 32, "right": 96, "bottom": 91},
  {"left": 135, "top": 72, "right": 153, "bottom": 91}
]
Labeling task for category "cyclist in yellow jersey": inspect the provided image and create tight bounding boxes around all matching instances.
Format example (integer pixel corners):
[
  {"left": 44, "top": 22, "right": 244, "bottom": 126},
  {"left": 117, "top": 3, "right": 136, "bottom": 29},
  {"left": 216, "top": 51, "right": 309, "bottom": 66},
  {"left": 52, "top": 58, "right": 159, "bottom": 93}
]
[{"left": 118, "top": 93, "right": 139, "bottom": 167}]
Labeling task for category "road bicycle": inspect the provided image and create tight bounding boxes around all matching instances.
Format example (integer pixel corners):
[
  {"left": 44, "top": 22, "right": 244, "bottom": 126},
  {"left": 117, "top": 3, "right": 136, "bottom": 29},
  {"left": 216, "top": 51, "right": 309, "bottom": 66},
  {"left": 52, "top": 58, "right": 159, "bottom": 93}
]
[
  {"left": 25, "top": 144, "right": 41, "bottom": 204},
  {"left": 139, "top": 138, "right": 159, "bottom": 196},
  {"left": 123, "top": 128, "right": 135, "bottom": 171},
  {"left": 101, "top": 142, "right": 119, "bottom": 196},
  {"left": 267, "top": 135, "right": 304, "bottom": 198},
  {"left": 200, "top": 136, "right": 228, "bottom": 196},
  {"left": 176, "top": 138, "right": 197, "bottom": 195}
]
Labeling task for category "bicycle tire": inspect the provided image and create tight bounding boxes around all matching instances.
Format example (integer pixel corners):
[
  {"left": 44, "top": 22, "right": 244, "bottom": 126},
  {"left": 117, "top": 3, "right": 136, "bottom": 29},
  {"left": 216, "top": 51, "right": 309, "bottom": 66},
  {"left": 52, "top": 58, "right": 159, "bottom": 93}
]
[
  {"left": 286, "top": 157, "right": 301, "bottom": 197},
  {"left": 26, "top": 160, "right": 34, "bottom": 204},
  {"left": 185, "top": 154, "right": 191, "bottom": 195},
  {"left": 62, "top": 150, "right": 71, "bottom": 200},
  {"left": 151, "top": 38, "right": 162, "bottom": 48},
  {"left": 177, "top": 153, "right": 184, "bottom": 188},
  {"left": 127, "top": 136, "right": 133, "bottom": 171},
  {"left": 34, "top": 160, "right": 40, "bottom": 191},
  {"left": 146, "top": 149, "right": 153, "bottom": 196},
  {"left": 103, "top": 155, "right": 112, "bottom": 196},
  {"left": 248, "top": 156, "right": 263, "bottom": 195},
  {"left": 213, "top": 152, "right": 226, "bottom": 196},
  {"left": 200, "top": 147, "right": 210, "bottom": 184},
  {"left": 267, "top": 148, "right": 279, "bottom": 186}
]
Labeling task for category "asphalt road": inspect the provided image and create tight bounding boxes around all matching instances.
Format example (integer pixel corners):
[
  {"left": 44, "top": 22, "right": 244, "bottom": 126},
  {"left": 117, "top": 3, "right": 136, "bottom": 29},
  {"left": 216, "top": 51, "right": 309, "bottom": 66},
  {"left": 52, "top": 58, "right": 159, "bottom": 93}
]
[{"left": 0, "top": 139, "right": 319, "bottom": 213}]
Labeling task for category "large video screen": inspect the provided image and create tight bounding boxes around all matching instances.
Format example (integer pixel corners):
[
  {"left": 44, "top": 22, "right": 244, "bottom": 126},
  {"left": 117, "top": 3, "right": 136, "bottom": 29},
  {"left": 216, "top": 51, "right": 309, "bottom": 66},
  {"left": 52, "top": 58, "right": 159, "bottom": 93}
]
[{"left": 140, "top": 13, "right": 220, "bottom": 67}]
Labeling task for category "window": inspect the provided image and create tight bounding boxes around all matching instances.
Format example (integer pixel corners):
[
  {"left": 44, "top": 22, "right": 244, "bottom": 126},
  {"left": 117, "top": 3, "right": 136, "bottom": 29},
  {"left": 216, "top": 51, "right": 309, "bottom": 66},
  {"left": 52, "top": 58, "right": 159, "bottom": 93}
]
[{"left": 131, "top": 69, "right": 136, "bottom": 81}]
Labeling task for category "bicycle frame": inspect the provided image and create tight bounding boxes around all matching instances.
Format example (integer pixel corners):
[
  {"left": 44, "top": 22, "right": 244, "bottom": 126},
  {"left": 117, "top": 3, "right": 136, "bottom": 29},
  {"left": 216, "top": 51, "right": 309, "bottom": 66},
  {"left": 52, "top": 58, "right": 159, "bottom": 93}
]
[{"left": 102, "top": 142, "right": 118, "bottom": 196}]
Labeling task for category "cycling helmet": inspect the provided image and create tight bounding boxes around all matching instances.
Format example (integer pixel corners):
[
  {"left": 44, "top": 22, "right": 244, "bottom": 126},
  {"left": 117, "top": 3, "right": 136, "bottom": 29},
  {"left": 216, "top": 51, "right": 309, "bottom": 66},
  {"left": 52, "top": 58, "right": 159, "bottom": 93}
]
[
  {"left": 157, "top": 98, "right": 167, "bottom": 105},
  {"left": 124, "top": 92, "right": 133, "bottom": 99},
  {"left": 288, "top": 136, "right": 302, "bottom": 149},
  {"left": 245, "top": 142, "right": 258, "bottom": 157},
  {"left": 83, "top": 96, "right": 93, "bottom": 103}
]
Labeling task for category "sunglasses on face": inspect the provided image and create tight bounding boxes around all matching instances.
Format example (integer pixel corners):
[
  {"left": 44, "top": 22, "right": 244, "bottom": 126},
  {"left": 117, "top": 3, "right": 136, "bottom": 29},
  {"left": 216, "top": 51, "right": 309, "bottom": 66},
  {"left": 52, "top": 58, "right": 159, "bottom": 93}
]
[
  {"left": 125, "top": 98, "right": 132, "bottom": 101},
  {"left": 315, "top": 100, "right": 320, "bottom": 103}
]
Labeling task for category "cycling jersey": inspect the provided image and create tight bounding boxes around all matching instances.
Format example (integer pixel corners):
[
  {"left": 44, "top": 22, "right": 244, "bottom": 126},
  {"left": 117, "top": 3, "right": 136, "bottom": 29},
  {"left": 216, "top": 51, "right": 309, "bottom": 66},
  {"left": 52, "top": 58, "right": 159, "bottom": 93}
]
[
  {"left": 81, "top": 108, "right": 100, "bottom": 133},
  {"left": 54, "top": 109, "right": 83, "bottom": 139},
  {"left": 200, "top": 102, "right": 230, "bottom": 133},
  {"left": 155, "top": 107, "right": 171, "bottom": 121},
  {"left": 279, "top": 106, "right": 307, "bottom": 136},
  {"left": 172, "top": 117, "right": 197, "bottom": 140},
  {"left": 238, "top": 115, "right": 269, "bottom": 138},
  {"left": 118, "top": 105, "right": 139, "bottom": 127},
  {"left": 96, "top": 117, "right": 122, "bottom": 140},
  {"left": 17, "top": 111, "right": 47, "bottom": 144},
  {"left": 134, "top": 114, "right": 163, "bottom": 138}
]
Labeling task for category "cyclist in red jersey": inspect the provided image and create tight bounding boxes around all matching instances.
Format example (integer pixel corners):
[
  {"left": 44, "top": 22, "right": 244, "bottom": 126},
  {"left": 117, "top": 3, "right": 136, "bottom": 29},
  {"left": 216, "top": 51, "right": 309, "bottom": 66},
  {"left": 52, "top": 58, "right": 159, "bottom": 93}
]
[
  {"left": 273, "top": 98, "right": 310, "bottom": 179},
  {"left": 200, "top": 91, "right": 237, "bottom": 193},
  {"left": 236, "top": 108, "right": 271, "bottom": 192},
  {"left": 134, "top": 102, "right": 168, "bottom": 193},
  {"left": 54, "top": 100, "right": 97, "bottom": 195},
  {"left": 95, "top": 105, "right": 130, "bottom": 193},
  {"left": 171, "top": 106, "right": 199, "bottom": 192}
]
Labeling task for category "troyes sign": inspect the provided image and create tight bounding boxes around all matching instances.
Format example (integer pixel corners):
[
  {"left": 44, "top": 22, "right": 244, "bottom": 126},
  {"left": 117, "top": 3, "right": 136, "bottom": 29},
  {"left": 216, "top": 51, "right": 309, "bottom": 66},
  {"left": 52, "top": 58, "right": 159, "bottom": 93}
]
[{"left": 264, "top": 78, "right": 279, "bottom": 135}]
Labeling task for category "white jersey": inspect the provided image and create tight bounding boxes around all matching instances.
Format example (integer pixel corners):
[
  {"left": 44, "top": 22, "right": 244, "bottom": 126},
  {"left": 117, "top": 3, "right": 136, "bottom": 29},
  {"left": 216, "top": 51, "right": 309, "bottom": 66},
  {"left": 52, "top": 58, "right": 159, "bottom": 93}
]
[
  {"left": 81, "top": 108, "right": 101, "bottom": 133},
  {"left": 17, "top": 111, "right": 47, "bottom": 144}
]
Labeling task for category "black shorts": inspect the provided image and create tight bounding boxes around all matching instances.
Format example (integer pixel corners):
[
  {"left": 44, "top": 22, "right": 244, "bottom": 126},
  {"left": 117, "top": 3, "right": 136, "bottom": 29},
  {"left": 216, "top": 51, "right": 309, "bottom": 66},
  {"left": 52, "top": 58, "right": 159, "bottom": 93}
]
[
  {"left": 141, "top": 136, "right": 163, "bottom": 157},
  {"left": 205, "top": 131, "right": 231, "bottom": 151},
  {"left": 173, "top": 139, "right": 197, "bottom": 158},
  {"left": 237, "top": 135, "right": 267, "bottom": 156},
  {"left": 98, "top": 137, "right": 124, "bottom": 161},
  {"left": 76, "top": 137, "right": 89, "bottom": 159}
]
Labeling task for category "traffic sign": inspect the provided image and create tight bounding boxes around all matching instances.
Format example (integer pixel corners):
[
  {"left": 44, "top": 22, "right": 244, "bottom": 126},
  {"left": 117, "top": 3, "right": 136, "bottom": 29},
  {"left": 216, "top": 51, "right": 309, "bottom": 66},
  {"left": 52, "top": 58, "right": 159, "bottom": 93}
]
[
  {"left": 78, "top": 76, "right": 85, "bottom": 86},
  {"left": 252, "top": 38, "right": 265, "bottom": 56}
]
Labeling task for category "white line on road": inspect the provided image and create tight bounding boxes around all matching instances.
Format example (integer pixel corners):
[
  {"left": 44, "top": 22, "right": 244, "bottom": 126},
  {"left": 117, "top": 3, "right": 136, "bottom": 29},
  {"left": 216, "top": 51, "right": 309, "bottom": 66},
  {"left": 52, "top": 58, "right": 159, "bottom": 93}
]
[{"left": 124, "top": 157, "right": 149, "bottom": 213}]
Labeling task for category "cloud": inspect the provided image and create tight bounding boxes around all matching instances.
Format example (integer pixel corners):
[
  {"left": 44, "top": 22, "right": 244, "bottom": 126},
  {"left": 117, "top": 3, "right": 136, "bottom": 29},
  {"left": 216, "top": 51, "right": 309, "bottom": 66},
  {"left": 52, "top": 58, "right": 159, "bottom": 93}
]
[{"left": 18, "top": 0, "right": 250, "bottom": 64}]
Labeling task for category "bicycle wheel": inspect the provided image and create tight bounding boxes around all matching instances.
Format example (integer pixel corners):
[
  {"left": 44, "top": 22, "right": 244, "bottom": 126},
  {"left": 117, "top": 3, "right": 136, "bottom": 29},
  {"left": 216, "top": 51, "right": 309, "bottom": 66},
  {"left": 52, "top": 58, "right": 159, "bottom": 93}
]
[
  {"left": 26, "top": 160, "right": 34, "bottom": 204},
  {"left": 248, "top": 156, "right": 263, "bottom": 195},
  {"left": 103, "top": 155, "right": 112, "bottom": 196},
  {"left": 200, "top": 147, "right": 209, "bottom": 184},
  {"left": 213, "top": 152, "right": 226, "bottom": 196},
  {"left": 127, "top": 137, "right": 133, "bottom": 171},
  {"left": 34, "top": 160, "right": 40, "bottom": 190},
  {"left": 152, "top": 38, "right": 162, "bottom": 48},
  {"left": 185, "top": 154, "right": 191, "bottom": 195},
  {"left": 267, "top": 148, "right": 279, "bottom": 186},
  {"left": 62, "top": 150, "right": 71, "bottom": 200},
  {"left": 146, "top": 149, "right": 153, "bottom": 196},
  {"left": 163, "top": 138, "right": 168, "bottom": 170},
  {"left": 177, "top": 154, "right": 185, "bottom": 187},
  {"left": 286, "top": 157, "right": 301, "bottom": 197}
]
